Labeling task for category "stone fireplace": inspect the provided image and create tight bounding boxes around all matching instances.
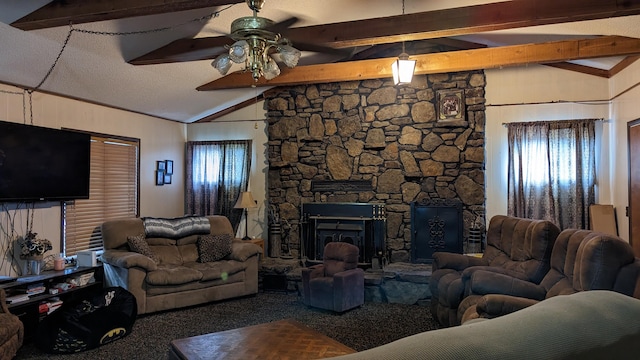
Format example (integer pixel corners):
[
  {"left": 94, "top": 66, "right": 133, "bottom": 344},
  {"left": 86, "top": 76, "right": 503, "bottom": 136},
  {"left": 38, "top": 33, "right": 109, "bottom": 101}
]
[{"left": 266, "top": 72, "right": 486, "bottom": 263}]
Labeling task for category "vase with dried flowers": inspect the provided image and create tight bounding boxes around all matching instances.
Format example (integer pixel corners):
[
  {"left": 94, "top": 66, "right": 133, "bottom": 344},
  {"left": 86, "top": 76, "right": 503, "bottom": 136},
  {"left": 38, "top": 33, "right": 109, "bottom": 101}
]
[{"left": 18, "top": 231, "right": 52, "bottom": 275}]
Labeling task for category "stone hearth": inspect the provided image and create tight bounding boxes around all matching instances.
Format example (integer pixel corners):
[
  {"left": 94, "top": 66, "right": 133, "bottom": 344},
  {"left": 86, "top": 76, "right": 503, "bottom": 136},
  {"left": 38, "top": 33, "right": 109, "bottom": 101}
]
[{"left": 259, "top": 258, "right": 432, "bottom": 306}]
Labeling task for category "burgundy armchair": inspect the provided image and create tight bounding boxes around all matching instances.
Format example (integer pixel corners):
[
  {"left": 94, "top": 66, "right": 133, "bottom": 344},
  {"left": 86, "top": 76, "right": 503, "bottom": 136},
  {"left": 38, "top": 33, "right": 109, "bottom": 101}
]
[{"left": 301, "top": 242, "right": 365, "bottom": 312}]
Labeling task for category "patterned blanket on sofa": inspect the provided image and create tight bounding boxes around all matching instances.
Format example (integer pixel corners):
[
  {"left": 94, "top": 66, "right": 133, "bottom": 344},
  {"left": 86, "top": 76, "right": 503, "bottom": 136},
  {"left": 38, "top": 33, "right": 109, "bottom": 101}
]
[{"left": 142, "top": 216, "right": 210, "bottom": 239}]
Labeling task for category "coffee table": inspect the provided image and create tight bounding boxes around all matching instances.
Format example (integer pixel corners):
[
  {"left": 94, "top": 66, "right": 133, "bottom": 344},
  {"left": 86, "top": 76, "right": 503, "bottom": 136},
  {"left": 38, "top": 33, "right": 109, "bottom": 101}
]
[{"left": 169, "top": 319, "right": 356, "bottom": 360}]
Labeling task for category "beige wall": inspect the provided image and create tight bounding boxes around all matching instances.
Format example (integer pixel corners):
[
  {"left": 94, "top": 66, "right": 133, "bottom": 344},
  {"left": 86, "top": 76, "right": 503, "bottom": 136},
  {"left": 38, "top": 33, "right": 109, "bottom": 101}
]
[
  {"left": 186, "top": 101, "right": 268, "bottom": 240},
  {"left": 485, "top": 65, "right": 640, "bottom": 239},
  {"left": 2, "top": 61, "right": 637, "bottom": 276},
  {"left": 609, "top": 60, "right": 640, "bottom": 241},
  {"left": 0, "top": 84, "right": 185, "bottom": 276}
]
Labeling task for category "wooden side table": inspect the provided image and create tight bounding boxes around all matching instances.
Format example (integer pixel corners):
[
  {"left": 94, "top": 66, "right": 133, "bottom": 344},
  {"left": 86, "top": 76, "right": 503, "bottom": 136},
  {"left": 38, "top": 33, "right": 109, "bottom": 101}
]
[{"left": 244, "top": 238, "right": 264, "bottom": 261}]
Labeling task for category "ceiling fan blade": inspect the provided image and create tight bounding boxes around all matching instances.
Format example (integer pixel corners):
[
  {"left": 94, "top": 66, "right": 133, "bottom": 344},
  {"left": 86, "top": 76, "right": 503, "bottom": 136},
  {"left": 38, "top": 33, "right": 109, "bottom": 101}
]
[
  {"left": 267, "top": 16, "right": 300, "bottom": 34},
  {"left": 129, "top": 37, "right": 233, "bottom": 65},
  {"left": 293, "top": 41, "right": 351, "bottom": 58}
]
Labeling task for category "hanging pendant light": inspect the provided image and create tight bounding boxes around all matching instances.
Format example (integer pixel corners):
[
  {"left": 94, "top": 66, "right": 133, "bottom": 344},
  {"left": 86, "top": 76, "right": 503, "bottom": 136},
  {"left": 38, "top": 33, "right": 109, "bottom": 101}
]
[
  {"left": 392, "top": 48, "right": 416, "bottom": 85},
  {"left": 392, "top": 0, "right": 416, "bottom": 85}
]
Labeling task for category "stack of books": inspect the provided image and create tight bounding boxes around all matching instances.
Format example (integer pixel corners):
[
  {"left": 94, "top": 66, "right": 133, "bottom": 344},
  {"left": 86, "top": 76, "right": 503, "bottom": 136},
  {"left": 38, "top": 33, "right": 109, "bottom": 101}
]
[
  {"left": 46, "top": 298, "right": 63, "bottom": 314},
  {"left": 25, "top": 282, "right": 46, "bottom": 296},
  {"left": 5, "top": 293, "right": 29, "bottom": 304}
]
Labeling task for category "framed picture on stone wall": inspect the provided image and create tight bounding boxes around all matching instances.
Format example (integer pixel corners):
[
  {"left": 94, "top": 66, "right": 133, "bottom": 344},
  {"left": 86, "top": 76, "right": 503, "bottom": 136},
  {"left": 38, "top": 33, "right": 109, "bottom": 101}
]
[{"left": 436, "top": 89, "right": 465, "bottom": 121}]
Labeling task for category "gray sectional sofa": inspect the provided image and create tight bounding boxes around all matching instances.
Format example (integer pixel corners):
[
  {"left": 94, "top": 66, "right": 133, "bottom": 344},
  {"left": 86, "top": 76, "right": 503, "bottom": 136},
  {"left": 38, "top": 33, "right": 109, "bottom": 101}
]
[{"left": 327, "top": 290, "right": 640, "bottom": 360}]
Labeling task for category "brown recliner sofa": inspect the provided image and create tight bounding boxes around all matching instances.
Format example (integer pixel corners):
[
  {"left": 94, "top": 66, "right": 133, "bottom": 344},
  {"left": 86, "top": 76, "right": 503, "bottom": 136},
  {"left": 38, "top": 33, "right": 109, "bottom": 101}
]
[
  {"left": 459, "top": 229, "right": 640, "bottom": 323},
  {"left": 429, "top": 215, "right": 561, "bottom": 327},
  {"left": 101, "top": 215, "right": 261, "bottom": 315},
  {"left": 0, "top": 289, "right": 24, "bottom": 360}
]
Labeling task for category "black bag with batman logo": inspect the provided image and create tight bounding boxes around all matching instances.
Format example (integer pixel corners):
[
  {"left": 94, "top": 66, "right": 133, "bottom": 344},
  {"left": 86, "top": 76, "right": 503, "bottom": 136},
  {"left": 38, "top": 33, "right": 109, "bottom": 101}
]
[{"left": 36, "top": 286, "right": 137, "bottom": 354}]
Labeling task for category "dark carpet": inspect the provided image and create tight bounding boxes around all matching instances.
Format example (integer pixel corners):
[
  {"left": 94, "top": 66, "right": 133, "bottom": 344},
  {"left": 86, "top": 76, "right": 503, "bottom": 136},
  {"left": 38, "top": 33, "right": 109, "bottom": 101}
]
[{"left": 14, "top": 292, "right": 440, "bottom": 360}]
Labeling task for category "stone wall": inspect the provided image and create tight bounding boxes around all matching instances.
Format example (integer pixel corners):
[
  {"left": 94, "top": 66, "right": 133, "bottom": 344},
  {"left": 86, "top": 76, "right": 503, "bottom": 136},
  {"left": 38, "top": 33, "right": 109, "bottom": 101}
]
[{"left": 265, "top": 71, "right": 486, "bottom": 262}]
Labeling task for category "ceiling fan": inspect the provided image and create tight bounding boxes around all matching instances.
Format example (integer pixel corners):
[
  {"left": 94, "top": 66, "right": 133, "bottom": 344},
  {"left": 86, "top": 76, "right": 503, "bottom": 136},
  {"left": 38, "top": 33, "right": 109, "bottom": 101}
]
[{"left": 211, "top": 0, "right": 311, "bottom": 81}]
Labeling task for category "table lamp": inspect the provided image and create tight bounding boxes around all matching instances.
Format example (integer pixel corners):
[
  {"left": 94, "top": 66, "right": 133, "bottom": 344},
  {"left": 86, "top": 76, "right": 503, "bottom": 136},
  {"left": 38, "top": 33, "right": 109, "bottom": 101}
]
[{"left": 234, "top": 191, "right": 257, "bottom": 240}]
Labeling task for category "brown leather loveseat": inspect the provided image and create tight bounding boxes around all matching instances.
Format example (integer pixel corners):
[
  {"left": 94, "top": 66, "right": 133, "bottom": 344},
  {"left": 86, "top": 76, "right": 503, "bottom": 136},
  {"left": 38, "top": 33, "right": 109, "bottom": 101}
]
[{"left": 429, "top": 215, "right": 561, "bottom": 327}]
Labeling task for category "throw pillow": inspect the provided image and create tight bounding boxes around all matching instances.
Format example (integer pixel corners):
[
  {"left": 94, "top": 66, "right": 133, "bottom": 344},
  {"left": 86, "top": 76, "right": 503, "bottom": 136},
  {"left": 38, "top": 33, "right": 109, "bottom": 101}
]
[
  {"left": 197, "top": 234, "right": 233, "bottom": 263},
  {"left": 127, "top": 234, "right": 159, "bottom": 263}
]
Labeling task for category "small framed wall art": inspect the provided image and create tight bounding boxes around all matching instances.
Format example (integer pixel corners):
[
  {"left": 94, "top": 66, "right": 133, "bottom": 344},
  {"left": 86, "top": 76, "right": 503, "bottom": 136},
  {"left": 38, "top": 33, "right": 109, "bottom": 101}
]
[
  {"left": 155, "top": 160, "right": 173, "bottom": 186},
  {"left": 436, "top": 89, "right": 465, "bottom": 121},
  {"left": 156, "top": 170, "right": 165, "bottom": 186}
]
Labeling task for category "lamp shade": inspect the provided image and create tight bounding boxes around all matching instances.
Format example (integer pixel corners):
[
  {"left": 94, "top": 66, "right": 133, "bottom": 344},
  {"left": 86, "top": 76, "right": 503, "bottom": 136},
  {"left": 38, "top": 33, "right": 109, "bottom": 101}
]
[
  {"left": 229, "top": 40, "right": 249, "bottom": 63},
  {"left": 278, "top": 45, "right": 301, "bottom": 68},
  {"left": 212, "top": 53, "right": 232, "bottom": 75},
  {"left": 262, "top": 56, "right": 281, "bottom": 80},
  {"left": 234, "top": 192, "right": 257, "bottom": 209},
  {"left": 392, "top": 53, "right": 416, "bottom": 85}
]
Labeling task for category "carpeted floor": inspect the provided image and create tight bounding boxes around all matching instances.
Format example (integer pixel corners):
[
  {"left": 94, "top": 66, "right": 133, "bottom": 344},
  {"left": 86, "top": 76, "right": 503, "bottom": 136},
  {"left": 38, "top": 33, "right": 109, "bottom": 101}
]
[{"left": 14, "top": 291, "right": 440, "bottom": 360}]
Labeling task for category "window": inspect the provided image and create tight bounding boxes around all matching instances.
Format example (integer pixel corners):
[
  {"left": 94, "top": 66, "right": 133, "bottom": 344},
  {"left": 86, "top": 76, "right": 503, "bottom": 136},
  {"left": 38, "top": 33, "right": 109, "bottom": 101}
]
[
  {"left": 507, "top": 119, "right": 596, "bottom": 229},
  {"left": 63, "top": 135, "right": 139, "bottom": 256},
  {"left": 185, "top": 140, "right": 251, "bottom": 230}
]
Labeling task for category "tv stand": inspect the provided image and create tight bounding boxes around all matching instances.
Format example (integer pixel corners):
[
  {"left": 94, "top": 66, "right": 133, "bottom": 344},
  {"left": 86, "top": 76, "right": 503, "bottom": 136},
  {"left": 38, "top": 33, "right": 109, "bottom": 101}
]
[{"left": 1, "top": 266, "right": 103, "bottom": 341}]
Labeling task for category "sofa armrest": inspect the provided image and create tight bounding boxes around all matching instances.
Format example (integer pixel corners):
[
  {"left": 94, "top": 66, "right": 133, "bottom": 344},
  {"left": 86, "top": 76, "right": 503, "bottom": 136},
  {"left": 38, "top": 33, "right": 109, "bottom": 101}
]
[
  {"left": 101, "top": 250, "right": 158, "bottom": 271},
  {"left": 301, "top": 265, "right": 325, "bottom": 305},
  {"left": 467, "top": 270, "right": 547, "bottom": 299},
  {"left": 301, "top": 265, "right": 325, "bottom": 282},
  {"left": 226, "top": 241, "right": 261, "bottom": 262},
  {"left": 432, "top": 252, "right": 489, "bottom": 272},
  {"left": 476, "top": 294, "right": 540, "bottom": 318}
]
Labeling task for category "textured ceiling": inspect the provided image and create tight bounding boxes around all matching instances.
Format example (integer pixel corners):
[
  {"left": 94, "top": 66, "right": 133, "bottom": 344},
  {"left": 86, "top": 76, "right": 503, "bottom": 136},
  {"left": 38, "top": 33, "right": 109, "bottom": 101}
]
[{"left": 0, "top": 0, "right": 639, "bottom": 123}]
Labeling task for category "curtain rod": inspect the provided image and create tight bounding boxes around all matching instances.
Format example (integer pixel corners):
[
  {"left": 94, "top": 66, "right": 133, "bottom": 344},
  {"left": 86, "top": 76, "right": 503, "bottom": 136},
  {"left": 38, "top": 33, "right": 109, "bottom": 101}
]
[{"left": 501, "top": 118, "right": 604, "bottom": 127}]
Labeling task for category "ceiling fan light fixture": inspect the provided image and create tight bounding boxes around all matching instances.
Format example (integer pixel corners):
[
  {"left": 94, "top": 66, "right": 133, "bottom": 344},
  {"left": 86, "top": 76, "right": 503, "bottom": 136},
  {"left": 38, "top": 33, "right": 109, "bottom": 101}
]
[
  {"left": 278, "top": 45, "right": 301, "bottom": 68},
  {"left": 229, "top": 40, "right": 249, "bottom": 63},
  {"left": 392, "top": 52, "right": 416, "bottom": 85},
  {"left": 212, "top": 53, "right": 232, "bottom": 75},
  {"left": 262, "top": 56, "right": 281, "bottom": 80}
]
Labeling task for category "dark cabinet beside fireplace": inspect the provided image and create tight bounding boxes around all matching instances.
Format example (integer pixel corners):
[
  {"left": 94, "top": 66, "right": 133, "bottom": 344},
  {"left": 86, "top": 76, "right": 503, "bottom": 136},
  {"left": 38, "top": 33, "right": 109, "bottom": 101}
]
[{"left": 411, "top": 200, "right": 463, "bottom": 263}]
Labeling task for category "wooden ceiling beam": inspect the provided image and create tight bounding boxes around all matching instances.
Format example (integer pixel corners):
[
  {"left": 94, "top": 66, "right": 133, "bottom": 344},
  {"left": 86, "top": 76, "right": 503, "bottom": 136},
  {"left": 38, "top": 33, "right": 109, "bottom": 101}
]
[
  {"left": 194, "top": 93, "right": 264, "bottom": 122},
  {"left": 196, "top": 36, "right": 640, "bottom": 91},
  {"left": 11, "top": 0, "right": 244, "bottom": 31},
  {"left": 608, "top": 55, "right": 640, "bottom": 77},
  {"left": 543, "top": 62, "right": 610, "bottom": 78},
  {"left": 130, "top": 0, "right": 640, "bottom": 65}
]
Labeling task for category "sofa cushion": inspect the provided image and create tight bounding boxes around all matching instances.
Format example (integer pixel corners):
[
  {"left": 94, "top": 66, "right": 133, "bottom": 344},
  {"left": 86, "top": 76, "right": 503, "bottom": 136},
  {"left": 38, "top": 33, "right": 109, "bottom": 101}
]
[
  {"left": 149, "top": 244, "right": 183, "bottom": 266},
  {"left": 127, "top": 234, "right": 159, "bottom": 263},
  {"left": 145, "top": 265, "right": 203, "bottom": 286},
  {"left": 188, "top": 260, "right": 247, "bottom": 281},
  {"left": 142, "top": 216, "right": 211, "bottom": 239}
]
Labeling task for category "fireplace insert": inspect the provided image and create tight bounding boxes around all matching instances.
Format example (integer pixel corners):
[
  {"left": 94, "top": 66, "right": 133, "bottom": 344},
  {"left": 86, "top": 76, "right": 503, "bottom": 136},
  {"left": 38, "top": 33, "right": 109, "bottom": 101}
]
[{"left": 301, "top": 202, "right": 385, "bottom": 267}]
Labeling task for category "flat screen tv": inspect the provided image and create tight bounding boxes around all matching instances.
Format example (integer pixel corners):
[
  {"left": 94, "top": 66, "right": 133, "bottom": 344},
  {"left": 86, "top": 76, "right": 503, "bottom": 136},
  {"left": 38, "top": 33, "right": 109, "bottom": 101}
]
[{"left": 0, "top": 120, "right": 91, "bottom": 202}]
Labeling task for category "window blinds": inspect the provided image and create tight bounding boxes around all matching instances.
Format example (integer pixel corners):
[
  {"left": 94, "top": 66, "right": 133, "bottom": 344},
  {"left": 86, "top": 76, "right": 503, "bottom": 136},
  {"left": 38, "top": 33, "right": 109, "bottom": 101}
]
[{"left": 63, "top": 136, "right": 139, "bottom": 256}]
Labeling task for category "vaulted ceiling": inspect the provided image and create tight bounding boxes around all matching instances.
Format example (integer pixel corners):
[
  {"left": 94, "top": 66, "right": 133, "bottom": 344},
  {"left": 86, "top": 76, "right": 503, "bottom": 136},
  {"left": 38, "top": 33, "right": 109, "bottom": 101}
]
[{"left": 1, "top": 0, "right": 640, "bottom": 123}]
